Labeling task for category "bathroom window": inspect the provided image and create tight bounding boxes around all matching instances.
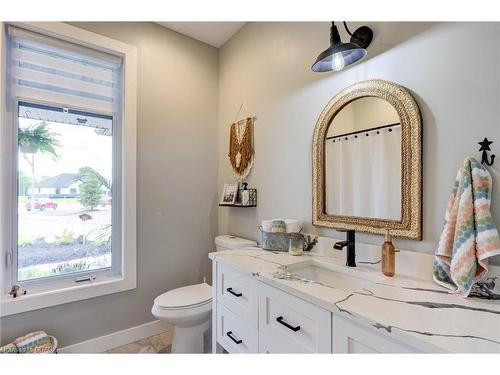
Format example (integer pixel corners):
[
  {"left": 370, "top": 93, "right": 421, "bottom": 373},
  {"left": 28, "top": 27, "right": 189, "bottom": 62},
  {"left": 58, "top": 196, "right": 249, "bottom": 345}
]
[
  {"left": 1, "top": 22, "right": 137, "bottom": 316},
  {"left": 16, "top": 102, "right": 115, "bottom": 282}
]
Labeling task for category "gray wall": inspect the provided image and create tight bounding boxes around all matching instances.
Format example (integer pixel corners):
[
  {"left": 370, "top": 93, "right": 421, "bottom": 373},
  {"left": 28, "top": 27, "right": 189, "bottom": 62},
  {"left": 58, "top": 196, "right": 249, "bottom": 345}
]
[
  {"left": 1, "top": 22, "right": 219, "bottom": 347},
  {"left": 218, "top": 22, "right": 500, "bottom": 259}
]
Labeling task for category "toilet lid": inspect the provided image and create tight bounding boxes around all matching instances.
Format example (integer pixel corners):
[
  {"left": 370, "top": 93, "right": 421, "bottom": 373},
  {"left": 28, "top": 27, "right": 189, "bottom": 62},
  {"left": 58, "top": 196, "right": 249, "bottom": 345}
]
[{"left": 154, "top": 283, "right": 212, "bottom": 309}]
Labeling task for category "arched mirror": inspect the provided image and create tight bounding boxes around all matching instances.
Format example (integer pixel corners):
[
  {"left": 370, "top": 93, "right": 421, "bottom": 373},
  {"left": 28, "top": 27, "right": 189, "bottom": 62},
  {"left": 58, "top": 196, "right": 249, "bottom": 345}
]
[{"left": 312, "top": 80, "right": 422, "bottom": 239}]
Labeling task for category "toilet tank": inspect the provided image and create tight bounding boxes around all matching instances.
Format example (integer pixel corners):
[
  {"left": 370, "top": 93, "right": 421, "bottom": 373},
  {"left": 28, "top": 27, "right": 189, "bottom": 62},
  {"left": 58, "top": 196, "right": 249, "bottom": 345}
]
[{"left": 215, "top": 235, "right": 257, "bottom": 251}]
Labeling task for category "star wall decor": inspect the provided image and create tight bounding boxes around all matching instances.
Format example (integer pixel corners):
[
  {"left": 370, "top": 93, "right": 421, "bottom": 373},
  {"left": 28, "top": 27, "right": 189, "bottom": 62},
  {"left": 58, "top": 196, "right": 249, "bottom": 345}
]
[
  {"left": 478, "top": 137, "right": 495, "bottom": 166},
  {"left": 478, "top": 137, "right": 493, "bottom": 152}
]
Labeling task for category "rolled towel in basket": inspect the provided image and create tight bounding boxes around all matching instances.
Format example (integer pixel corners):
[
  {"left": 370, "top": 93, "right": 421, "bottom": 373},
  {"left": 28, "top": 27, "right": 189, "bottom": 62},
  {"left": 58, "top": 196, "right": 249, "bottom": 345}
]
[
  {"left": 14, "top": 331, "right": 52, "bottom": 353},
  {"left": 271, "top": 219, "right": 286, "bottom": 233},
  {"left": 261, "top": 220, "right": 273, "bottom": 232},
  {"left": 285, "top": 219, "right": 302, "bottom": 233},
  {"left": 0, "top": 343, "right": 18, "bottom": 354}
]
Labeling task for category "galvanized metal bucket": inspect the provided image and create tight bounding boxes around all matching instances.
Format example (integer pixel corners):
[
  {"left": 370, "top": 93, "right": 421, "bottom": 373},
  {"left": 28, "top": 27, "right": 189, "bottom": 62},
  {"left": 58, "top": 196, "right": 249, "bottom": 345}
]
[{"left": 259, "top": 226, "right": 302, "bottom": 252}]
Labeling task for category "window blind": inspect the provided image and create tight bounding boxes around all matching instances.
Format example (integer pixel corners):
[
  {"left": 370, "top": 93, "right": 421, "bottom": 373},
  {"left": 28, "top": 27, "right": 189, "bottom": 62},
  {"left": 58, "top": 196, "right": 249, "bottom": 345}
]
[{"left": 8, "top": 26, "right": 122, "bottom": 113}]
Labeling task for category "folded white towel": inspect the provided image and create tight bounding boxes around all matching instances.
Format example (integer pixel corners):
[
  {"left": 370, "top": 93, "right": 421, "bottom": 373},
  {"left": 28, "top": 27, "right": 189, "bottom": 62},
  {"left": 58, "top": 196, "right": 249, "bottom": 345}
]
[
  {"left": 285, "top": 219, "right": 302, "bottom": 233},
  {"left": 261, "top": 220, "right": 273, "bottom": 232}
]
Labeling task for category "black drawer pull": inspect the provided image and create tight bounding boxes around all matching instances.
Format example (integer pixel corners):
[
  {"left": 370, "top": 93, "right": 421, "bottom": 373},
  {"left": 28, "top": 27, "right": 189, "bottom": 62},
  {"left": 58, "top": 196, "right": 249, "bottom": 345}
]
[
  {"left": 276, "top": 316, "right": 301, "bottom": 332},
  {"left": 226, "top": 331, "right": 242, "bottom": 344},
  {"left": 226, "top": 287, "right": 242, "bottom": 297}
]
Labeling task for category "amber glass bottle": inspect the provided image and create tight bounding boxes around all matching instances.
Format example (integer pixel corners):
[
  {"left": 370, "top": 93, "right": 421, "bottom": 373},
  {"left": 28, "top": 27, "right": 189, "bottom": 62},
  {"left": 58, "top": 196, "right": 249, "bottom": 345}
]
[{"left": 381, "top": 230, "right": 395, "bottom": 277}]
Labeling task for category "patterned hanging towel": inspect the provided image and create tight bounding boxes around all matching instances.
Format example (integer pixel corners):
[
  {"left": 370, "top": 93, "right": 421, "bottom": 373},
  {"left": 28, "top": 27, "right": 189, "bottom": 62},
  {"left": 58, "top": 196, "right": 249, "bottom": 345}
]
[{"left": 433, "top": 156, "right": 500, "bottom": 297}]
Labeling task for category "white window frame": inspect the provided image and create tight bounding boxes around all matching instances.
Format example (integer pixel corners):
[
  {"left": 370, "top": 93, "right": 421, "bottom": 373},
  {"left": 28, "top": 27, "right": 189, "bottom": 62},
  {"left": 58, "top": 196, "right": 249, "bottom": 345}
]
[{"left": 0, "top": 22, "right": 137, "bottom": 317}]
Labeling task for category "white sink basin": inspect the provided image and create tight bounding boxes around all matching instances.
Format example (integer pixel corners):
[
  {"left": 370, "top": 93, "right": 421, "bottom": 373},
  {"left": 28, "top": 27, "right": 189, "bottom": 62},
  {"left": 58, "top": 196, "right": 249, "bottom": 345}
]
[{"left": 283, "top": 258, "right": 385, "bottom": 290}]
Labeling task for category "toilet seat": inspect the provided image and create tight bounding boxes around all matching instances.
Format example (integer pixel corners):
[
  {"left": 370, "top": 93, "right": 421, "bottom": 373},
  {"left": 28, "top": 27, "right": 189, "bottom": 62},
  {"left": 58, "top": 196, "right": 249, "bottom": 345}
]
[
  {"left": 154, "top": 282, "right": 212, "bottom": 310},
  {"left": 151, "top": 294, "right": 212, "bottom": 329},
  {"left": 154, "top": 298, "right": 211, "bottom": 311}
]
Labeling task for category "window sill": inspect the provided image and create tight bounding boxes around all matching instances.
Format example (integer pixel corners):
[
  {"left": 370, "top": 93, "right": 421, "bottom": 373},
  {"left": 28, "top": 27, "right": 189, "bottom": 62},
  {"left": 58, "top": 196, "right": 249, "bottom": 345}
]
[{"left": 0, "top": 274, "right": 136, "bottom": 317}]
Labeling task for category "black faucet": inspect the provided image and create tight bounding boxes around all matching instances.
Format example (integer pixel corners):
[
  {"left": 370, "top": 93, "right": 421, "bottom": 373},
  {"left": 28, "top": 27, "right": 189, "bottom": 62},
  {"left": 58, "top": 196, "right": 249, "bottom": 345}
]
[{"left": 333, "top": 230, "right": 356, "bottom": 267}]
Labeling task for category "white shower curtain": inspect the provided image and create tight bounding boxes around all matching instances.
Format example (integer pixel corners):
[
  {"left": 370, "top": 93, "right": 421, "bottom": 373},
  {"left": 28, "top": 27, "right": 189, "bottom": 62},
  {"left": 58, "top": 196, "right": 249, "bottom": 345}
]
[{"left": 326, "top": 125, "right": 401, "bottom": 220}]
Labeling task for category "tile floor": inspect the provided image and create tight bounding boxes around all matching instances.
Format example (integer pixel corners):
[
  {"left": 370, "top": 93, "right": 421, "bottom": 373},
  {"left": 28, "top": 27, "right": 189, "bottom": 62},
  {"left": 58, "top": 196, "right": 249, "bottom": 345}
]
[
  {"left": 106, "top": 330, "right": 173, "bottom": 354},
  {"left": 105, "top": 329, "right": 212, "bottom": 354}
]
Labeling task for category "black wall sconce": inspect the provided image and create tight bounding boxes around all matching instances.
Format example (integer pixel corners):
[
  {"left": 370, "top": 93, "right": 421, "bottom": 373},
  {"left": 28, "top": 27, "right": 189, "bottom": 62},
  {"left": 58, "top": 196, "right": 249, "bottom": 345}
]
[{"left": 312, "top": 22, "right": 373, "bottom": 72}]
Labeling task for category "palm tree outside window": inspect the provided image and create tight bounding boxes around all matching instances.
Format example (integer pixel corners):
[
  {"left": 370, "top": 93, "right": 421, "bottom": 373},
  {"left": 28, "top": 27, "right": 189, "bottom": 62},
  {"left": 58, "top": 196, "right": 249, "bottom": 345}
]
[{"left": 18, "top": 122, "right": 60, "bottom": 210}]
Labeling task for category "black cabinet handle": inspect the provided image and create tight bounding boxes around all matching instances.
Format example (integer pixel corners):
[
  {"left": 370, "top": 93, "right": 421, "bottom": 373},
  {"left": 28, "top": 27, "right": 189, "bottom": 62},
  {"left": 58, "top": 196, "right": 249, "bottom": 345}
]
[
  {"left": 276, "top": 316, "right": 301, "bottom": 332},
  {"left": 226, "top": 287, "right": 242, "bottom": 297},
  {"left": 226, "top": 331, "right": 242, "bottom": 344}
]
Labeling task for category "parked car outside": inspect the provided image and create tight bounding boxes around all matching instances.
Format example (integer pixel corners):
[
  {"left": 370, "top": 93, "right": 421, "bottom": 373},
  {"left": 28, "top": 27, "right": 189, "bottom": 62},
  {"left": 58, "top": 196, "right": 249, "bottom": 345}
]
[{"left": 25, "top": 199, "right": 58, "bottom": 211}]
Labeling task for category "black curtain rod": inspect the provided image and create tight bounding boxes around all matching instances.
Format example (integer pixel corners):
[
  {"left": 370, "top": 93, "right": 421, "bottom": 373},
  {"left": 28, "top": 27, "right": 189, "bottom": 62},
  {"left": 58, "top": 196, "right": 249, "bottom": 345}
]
[{"left": 326, "top": 122, "right": 401, "bottom": 140}]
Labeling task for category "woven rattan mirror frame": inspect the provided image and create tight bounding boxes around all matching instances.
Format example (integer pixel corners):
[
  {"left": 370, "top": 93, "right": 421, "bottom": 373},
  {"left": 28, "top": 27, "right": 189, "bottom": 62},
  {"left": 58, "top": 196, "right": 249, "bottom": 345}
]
[{"left": 312, "top": 79, "right": 422, "bottom": 239}]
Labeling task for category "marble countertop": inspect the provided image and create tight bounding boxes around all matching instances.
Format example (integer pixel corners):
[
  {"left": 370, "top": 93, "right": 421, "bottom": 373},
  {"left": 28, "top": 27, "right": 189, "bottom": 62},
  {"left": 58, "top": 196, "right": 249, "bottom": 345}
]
[{"left": 209, "top": 248, "right": 500, "bottom": 353}]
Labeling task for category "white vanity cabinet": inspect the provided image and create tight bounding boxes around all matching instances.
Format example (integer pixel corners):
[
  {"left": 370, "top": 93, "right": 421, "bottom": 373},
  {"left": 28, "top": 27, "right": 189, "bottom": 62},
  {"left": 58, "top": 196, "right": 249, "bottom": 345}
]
[
  {"left": 213, "top": 261, "right": 331, "bottom": 353},
  {"left": 216, "top": 263, "right": 258, "bottom": 327},
  {"left": 216, "top": 304, "right": 258, "bottom": 353},
  {"left": 258, "top": 282, "right": 331, "bottom": 353},
  {"left": 214, "top": 261, "right": 259, "bottom": 353},
  {"left": 212, "top": 260, "right": 419, "bottom": 354},
  {"left": 332, "top": 314, "right": 418, "bottom": 353}
]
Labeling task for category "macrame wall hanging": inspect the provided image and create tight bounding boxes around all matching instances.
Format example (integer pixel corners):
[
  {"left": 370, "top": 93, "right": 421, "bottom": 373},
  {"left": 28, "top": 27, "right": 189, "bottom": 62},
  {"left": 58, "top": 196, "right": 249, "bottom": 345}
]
[{"left": 228, "top": 106, "right": 255, "bottom": 181}]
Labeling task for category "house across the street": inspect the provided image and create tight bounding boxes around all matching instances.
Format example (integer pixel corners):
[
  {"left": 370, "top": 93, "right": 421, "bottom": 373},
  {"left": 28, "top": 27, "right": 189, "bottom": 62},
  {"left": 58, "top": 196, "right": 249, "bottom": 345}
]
[{"left": 28, "top": 173, "right": 82, "bottom": 198}]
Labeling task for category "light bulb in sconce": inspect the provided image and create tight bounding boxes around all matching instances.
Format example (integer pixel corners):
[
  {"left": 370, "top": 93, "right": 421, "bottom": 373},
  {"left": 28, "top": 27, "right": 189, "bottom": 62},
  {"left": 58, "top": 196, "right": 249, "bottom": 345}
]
[
  {"left": 311, "top": 22, "right": 373, "bottom": 73},
  {"left": 331, "top": 52, "right": 346, "bottom": 71}
]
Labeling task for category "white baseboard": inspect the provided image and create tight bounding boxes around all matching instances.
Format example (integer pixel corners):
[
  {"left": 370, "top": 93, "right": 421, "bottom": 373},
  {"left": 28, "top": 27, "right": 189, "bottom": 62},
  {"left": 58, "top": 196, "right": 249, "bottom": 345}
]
[{"left": 58, "top": 320, "right": 172, "bottom": 353}]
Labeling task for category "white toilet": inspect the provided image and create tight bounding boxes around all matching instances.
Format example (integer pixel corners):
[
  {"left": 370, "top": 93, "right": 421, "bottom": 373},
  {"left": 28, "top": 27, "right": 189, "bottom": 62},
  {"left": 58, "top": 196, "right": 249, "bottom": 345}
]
[{"left": 151, "top": 235, "right": 257, "bottom": 353}]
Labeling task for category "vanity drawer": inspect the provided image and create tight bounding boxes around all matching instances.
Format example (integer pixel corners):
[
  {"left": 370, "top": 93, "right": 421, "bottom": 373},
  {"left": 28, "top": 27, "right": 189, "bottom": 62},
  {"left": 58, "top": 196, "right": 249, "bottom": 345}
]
[
  {"left": 333, "top": 314, "right": 417, "bottom": 353},
  {"left": 216, "top": 263, "right": 258, "bottom": 327},
  {"left": 258, "top": 282, "right": 332, "bottom": 353},
  {"left": 216, "top": 303, "right": 258, "bottom": 353},
  {"left": 258, "top": 333, "right": 291, "bottom": 354}
]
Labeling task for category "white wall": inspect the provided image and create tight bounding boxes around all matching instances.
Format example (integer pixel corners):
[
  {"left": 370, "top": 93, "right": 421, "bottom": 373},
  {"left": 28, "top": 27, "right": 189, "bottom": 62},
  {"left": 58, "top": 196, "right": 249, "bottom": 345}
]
[
  {"left": 352, "top": 98, "right": 399, "bottom": 131},
  {"left": 218, "top": 22, "right": 500, "bottom": 259},
  {"left": 327, "top": 97, "right": 399, "bottom": 136},
  {"left": 1, "top": 22, "right": 219, "bottom": 348},
  {"left": 327, "top": 102, "right": 354, "bottom": 136}
]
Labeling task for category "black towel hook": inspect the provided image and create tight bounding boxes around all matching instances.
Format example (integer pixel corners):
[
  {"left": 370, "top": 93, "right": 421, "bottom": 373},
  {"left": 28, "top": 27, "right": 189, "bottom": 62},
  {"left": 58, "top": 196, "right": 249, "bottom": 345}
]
[{"left": 479, "top": 138, "right": 495, "bottom": 166}]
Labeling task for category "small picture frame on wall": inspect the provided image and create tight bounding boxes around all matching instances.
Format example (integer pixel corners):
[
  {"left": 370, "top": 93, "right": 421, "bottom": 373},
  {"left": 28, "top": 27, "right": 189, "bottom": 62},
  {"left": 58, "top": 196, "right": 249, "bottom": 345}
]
[{"left": 220, "top": 183, "right": 239, "bottom": 205}]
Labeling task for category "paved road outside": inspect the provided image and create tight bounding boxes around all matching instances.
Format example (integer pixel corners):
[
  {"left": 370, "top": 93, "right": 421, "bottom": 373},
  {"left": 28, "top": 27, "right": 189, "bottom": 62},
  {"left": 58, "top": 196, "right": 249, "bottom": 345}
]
[
  {"left": 18, "top": 202, "right": 111, "bottom": 239},
  {"left": 17, "top": 200, "right": 112, "bottom": 279}
]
